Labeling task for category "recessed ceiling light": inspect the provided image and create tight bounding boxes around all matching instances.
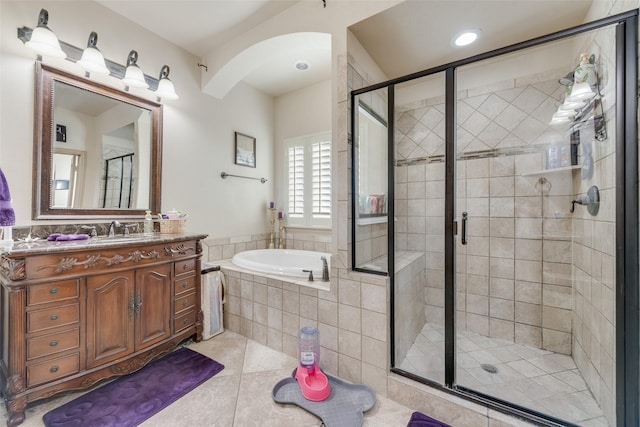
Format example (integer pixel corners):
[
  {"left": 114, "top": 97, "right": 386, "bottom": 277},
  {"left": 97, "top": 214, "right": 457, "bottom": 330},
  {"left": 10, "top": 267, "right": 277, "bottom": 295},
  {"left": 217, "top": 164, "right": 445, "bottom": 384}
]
[
  {"left": 295, "top": 60, "right": 310, "bottom": 71},
  {"left": 453, "top": 30, "right": 480, "bottom": 47}
]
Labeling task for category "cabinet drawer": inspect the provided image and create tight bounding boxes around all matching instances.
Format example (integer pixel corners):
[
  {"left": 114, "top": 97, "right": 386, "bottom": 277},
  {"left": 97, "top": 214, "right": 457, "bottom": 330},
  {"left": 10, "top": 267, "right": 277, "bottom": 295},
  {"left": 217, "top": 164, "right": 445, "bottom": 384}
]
[
  {"left": 175, "top": 275, "right": 195, "bottom": 295},
  {"left": 175, "top": 291, "right": 196, "bottom": 315},
  {"left": 27, "top": 329, "right": 79, "bottom": 360},
  {"left": 175, "top": 259, "right": 196, "bottom": 277},
  {"left": 174, "top": 310, "right": 196, "bottom": 333},
  {"left": 27, "top": 303, "right": 79, "bottom": 334},
  {"left": 27, "top": 353, "right": 79, "bottom": 387},
  {"left": 28, "top": 280, "right": 79, "bottom": 306}
]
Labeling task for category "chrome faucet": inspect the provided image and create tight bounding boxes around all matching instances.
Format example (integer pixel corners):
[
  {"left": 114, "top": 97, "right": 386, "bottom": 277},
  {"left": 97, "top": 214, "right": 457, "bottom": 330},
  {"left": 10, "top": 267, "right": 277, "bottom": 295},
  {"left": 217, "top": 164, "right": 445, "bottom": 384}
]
[
  {"left": 107, "top": 220, "right": 121, "bottom": 237},
  {"left": 320, "top": 256, "right": 329, "bottom": 282},
  {"left": 123, "top": 223, "right": 138, "bottom": 235}
]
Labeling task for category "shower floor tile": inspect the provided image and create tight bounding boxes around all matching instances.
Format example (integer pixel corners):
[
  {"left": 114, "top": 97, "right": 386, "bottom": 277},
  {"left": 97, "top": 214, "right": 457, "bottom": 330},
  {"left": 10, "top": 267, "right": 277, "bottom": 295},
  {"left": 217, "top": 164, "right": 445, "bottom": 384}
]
[{"left": 397, "top": 322, "right": 608, "bottom": 426}]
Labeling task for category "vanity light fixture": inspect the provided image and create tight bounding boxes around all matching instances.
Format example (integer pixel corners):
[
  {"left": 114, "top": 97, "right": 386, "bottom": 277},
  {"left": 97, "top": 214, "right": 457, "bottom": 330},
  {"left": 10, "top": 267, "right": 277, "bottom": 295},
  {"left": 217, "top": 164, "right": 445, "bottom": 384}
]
[
  {"left": 122, "top": 50, "right": 149, "bottom": 90},
  {"left": 77, "top": 32, "right": 109, "bottom": 76},
  {"left": 25, "top": 9, "right": 66, "bottom": 59},
  {"left": 155, "top": 65, "right": 179, "bottom": 100},
  {"left": 453, "top": 30, "right": 480, "bottom": 47},
  {"left": 17, "top": 14, "right": 179, "bottom": 102}
]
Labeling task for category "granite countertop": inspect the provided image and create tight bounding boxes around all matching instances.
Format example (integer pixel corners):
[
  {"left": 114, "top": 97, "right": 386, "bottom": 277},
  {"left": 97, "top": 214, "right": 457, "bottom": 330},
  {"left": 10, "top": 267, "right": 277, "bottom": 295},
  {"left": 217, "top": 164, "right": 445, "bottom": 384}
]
[{"left": 0, "top": 233, "right": 208, "bottom": 257}]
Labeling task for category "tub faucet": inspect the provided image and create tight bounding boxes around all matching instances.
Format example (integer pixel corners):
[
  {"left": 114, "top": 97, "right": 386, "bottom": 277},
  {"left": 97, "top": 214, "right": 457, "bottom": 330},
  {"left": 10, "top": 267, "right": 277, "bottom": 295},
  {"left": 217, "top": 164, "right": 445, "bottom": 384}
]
[
  {"left": 107, "top": 220, "right": 121, "bottom": 237},
  {"left": 320, "top": 256, "right": 329, "bottom": 282}
]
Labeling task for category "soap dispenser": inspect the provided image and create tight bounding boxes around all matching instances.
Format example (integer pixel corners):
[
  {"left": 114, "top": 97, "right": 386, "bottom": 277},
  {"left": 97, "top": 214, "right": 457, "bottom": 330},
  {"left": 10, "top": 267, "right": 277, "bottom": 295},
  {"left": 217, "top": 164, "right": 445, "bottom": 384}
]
[{"left": 143, "top": 210, "right": 153, "bottom": 236}]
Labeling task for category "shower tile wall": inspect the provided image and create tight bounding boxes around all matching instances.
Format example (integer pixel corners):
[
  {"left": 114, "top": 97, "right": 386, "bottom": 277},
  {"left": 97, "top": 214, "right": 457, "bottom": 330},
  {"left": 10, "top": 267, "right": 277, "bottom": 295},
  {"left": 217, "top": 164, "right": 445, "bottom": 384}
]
[
  {"left": 395, "top": 72, "right": 578, "bottom": 354},
  {"left": 570, "top": 27, "right": 617, "bottom": 425},
  {"left": 395, "top": 52, "right": 618, "bottom": 423}
]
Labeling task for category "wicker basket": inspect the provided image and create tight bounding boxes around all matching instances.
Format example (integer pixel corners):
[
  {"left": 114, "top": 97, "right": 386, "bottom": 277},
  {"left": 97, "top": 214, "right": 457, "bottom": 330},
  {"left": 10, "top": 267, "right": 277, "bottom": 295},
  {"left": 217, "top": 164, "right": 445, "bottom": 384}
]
[{"left": 159, "top": 218, "right": 186, "bottom": 234}]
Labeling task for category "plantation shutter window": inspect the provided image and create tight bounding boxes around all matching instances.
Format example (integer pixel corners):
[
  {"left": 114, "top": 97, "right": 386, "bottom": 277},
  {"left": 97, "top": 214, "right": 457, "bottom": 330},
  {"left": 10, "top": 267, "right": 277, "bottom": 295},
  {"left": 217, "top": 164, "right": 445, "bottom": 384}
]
[
  {"left": 285, "top": 132, "right": 331, "bottom": 227},
  {"left": 288, "top": 145, "right": 304, "bottom": 216}
]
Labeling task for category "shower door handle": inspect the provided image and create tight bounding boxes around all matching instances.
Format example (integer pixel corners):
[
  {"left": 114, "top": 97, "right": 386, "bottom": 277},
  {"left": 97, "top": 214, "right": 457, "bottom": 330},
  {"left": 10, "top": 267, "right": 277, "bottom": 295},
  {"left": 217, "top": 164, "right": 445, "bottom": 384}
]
[{"left": 461, "top": 212, "right": 468, "bottom": 245}]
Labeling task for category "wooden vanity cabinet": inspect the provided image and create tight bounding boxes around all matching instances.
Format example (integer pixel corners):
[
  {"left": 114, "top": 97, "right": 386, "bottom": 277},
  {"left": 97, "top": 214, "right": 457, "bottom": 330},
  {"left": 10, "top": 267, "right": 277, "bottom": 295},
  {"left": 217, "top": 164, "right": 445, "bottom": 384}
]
[{"left": 0, "top": 236, "right": 205, "bottom": 427}]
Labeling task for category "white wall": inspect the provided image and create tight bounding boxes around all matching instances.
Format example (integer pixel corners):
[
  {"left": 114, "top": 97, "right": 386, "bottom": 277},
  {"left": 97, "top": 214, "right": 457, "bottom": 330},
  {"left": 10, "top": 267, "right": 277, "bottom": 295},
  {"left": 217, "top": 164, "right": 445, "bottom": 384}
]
[
  {"left": 273, "top": 79, "right": 332, "bottom": 215},
  {"left": 0, "top": 1, "right": 275, "bottom": 237}
]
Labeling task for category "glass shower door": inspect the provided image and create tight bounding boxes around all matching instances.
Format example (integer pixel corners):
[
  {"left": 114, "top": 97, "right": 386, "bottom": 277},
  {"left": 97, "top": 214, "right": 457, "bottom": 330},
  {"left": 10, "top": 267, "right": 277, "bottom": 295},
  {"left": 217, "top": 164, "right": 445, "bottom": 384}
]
[
  {"left": 454, "top": 24, "right": 617, "bottom": 426},
  {"left": 393, "top": 72, "right": 447, "bottom": 385}
]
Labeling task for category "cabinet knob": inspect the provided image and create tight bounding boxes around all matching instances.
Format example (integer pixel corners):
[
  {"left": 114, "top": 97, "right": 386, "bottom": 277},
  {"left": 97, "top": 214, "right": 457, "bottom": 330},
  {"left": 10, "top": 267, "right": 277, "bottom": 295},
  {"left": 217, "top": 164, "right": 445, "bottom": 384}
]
[
  {"left": 183, "top": 318, "right": 188, "bottom": 325},
  {"left": 50, "top": 365, "right": 59, "bottom": 373},
  {"left": 183, "top": 300, "right": 189, "bottom": 307},
  {"left": 49, "top": 288, "right": 59, "bottom": 295},
  {"left": 50, "top": 314, "right": 59, "bottom": 321},
  {"left": 182, "top": 282, "right": 188, "bottom": 289},
  {"left": 183, "top": 263, "right": 189, "bottom": 270},
  {"left": 49, "top": 340, "right": 58, "bottom": 347}
]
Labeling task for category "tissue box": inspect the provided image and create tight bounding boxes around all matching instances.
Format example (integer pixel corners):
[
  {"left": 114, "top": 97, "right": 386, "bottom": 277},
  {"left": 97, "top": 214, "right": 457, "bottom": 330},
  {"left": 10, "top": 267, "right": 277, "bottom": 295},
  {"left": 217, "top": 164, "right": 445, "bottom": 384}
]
[{"left": 159, "top": 218, "right": 186, "bottom": 234}]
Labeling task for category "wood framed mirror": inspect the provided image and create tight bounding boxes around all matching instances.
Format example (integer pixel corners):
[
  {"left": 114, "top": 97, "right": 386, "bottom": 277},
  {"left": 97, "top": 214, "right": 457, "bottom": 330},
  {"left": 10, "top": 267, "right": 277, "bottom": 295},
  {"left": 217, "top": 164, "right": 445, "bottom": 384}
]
[{"left": 33, "top": 62, "right": 162, "bottom": 219}]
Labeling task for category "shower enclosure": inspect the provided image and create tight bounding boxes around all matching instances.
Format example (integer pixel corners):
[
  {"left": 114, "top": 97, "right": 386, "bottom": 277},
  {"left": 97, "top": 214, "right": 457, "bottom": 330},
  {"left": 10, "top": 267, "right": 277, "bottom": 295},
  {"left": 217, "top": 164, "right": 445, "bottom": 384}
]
[{"left": 351, "top": 11, "right": 638, "bottom": 427}]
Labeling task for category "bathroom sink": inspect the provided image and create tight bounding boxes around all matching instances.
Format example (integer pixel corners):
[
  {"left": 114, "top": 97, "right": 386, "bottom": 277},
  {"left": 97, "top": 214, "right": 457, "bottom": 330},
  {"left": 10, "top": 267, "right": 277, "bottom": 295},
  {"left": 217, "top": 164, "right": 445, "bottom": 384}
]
[{"left": 93, "top": 234, "right": 148, "bottom": 244}]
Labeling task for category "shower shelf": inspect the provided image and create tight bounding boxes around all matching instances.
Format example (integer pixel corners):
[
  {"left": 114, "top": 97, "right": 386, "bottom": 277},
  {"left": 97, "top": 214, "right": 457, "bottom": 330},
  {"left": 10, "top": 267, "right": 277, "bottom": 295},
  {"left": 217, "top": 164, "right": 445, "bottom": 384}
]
[
  {"left": 520, "top": 165, "right": 581, "bottom": 177},
  {"left": 357, "top": 215, "right": 387, "bottom": 225}
]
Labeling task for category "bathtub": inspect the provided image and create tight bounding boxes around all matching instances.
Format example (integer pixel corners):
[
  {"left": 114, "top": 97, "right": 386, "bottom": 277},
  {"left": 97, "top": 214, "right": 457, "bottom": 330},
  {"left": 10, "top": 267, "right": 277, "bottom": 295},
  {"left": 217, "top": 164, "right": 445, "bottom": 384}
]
[{"left": 231, "top": 249, "right": 330, "bottom": 279}]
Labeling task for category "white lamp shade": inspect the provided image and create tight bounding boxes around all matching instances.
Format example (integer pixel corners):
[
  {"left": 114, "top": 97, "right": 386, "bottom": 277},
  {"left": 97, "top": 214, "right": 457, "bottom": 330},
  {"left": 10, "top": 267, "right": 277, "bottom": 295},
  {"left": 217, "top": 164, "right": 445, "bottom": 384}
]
[
  {"left": 26, "top": 26, "right": 66, "bottom": 58},
  {"left": 566, "top": 81, "right": 595, "bottom": 102},
  {"left": 123, "top": 64, "right": 148, "bottom": 89},
  {"left": 156, "top": 78, "right": 179, "bottom": 100},
  {"left": 78, "top": 47, "right": 109, "bottom": 75}
]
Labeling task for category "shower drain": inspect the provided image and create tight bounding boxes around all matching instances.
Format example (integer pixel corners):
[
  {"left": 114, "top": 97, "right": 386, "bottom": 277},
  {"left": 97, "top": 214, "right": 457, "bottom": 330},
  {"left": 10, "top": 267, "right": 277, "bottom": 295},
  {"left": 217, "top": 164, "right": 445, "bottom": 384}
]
[{"left": 480, "top": 363, "right": 498, "bottom": 373}]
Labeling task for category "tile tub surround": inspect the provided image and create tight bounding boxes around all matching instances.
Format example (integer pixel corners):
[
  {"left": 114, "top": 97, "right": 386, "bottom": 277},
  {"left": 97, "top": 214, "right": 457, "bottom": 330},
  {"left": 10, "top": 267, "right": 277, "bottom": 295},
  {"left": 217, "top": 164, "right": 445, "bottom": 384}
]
[
  {"left": 203, "top": 229, "right": 332, "bottom": 263},
  {"left": 219, "top": 257, "right": 394, "bottom": 396}
]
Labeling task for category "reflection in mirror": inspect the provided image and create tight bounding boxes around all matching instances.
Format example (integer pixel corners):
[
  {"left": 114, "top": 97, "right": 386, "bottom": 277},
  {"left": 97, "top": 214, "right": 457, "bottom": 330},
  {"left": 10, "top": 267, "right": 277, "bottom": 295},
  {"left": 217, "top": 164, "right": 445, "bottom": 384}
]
[
  {"left": 352, "top": 88, "right": 390, "bottom": 274},
  {"left": 52, "top": 149, "right": 84, "bottom": 208},
  {"left": 33, "top": 63, "right": 161, "bottom": 219},
  {"left": 357, "top": 102, "right": 388, "bottom": 219}
]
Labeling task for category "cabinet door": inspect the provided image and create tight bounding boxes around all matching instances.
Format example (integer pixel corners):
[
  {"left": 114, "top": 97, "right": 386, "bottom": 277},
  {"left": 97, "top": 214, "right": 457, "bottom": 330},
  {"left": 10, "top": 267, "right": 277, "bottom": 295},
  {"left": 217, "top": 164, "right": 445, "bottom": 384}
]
[
  {"left": 135, "top": 264, "right": 171, "bottom": 350},
  {"left": 86, "top": 271, "right": 135, "bottom": 368}
]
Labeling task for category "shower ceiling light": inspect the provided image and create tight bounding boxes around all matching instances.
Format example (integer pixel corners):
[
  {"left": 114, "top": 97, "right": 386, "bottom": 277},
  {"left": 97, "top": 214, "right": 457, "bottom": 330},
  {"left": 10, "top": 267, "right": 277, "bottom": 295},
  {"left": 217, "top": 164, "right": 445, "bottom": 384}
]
[
  {"left": 295, "top": 60, "right": 310, "bottom": 71},
  {"left": 453, "top": 30, "right": 480, "bottom": 47}
]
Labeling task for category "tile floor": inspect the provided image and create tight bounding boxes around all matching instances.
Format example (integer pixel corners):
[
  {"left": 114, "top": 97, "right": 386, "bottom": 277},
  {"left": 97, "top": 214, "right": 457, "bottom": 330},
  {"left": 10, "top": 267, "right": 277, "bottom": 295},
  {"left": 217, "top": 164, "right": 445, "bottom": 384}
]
[
  {"left": 397, "top": 322, "right": 609, "bottom": 426},
  {"left": 1, "top": 331, "right": 417, "bottom": 427}
]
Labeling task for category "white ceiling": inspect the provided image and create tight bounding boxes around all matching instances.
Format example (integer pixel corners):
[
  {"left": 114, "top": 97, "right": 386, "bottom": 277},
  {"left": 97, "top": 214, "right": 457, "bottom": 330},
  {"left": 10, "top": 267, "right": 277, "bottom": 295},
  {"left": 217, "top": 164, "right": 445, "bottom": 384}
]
[
  {"left": 349, "top": 0, "right": 594, "bottom": 80},
  {"left": 96, "top": 0, "right": 596, "bottom": 97}
]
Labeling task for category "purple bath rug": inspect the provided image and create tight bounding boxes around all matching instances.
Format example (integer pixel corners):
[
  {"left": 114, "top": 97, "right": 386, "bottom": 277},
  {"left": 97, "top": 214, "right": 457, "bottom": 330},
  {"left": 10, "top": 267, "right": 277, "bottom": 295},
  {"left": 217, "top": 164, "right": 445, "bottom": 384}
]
[
  {"left": 406, "top": 411, "right": 452, "bottom": 427},
  {"left": 43, "top": 347, "right": 224, "bottom": 427}
]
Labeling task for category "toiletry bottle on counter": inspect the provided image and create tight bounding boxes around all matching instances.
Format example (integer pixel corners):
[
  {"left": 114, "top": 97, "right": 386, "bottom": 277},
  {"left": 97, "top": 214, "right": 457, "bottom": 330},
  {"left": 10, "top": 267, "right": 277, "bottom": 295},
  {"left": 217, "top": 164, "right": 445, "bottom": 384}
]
[{"left": 144, "top": 210, "right": 153, "bottom": 236}]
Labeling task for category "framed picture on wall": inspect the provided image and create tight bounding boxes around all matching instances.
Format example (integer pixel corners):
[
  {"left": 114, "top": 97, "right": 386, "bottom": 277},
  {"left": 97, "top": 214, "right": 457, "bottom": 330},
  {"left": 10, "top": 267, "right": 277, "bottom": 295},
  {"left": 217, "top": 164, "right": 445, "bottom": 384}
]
[
  {"left": 235, "top": 132, "right": 256, "bottom": 168},
  {"left": 56, "top": 124, "right": 67, "bottom": 142}
]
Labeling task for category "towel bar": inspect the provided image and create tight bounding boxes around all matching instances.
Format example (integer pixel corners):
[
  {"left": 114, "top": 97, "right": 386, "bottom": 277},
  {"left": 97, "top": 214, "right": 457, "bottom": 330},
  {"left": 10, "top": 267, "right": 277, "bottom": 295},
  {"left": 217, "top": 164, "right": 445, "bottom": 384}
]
[{"left": 220, "top": 172, "right": 267, "bottom": 184}]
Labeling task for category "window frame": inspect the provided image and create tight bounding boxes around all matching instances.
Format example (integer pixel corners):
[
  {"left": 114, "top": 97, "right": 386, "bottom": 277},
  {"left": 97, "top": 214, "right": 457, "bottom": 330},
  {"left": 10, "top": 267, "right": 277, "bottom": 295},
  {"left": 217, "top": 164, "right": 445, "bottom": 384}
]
[{"left": 284, "top": 131, "right": 332, "bottom": 228}]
